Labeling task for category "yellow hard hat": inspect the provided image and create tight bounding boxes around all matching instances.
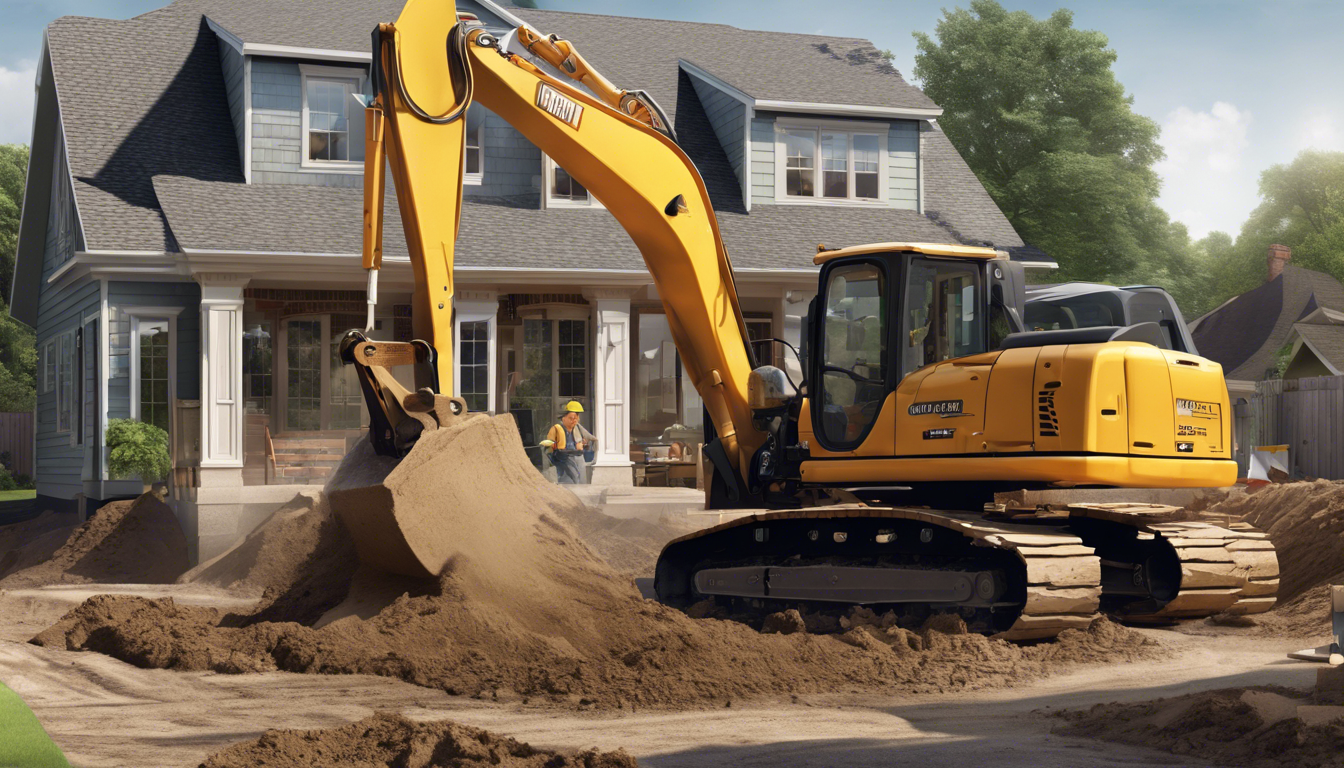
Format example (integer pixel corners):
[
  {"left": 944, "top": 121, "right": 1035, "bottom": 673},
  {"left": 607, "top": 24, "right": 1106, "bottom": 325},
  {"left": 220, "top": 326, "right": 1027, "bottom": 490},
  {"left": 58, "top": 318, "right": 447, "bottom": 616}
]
[{"left": 563, "top": 400, "right": 584, "bottom": 413}]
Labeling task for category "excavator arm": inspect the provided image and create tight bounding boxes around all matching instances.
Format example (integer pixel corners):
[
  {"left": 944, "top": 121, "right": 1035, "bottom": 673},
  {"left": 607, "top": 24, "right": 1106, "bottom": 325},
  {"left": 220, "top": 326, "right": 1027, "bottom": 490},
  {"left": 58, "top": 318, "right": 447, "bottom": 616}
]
[{"left": 350, "top": 0, "right": 764, "bottom": 490}]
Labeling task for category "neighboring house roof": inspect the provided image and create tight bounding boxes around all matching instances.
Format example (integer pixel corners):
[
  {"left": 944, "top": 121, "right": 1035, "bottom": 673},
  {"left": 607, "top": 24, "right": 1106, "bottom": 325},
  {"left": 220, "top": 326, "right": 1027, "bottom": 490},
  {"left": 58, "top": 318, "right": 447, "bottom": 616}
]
[
  {"left": 1190, "top": 265, "right": 1344, "bottom": 380},
  {"left": 26, "top": 0, "right": 1034, "bottom": 289},
  {"left": 1290, "top": 323, "right": 1344, "bottom": 375}
]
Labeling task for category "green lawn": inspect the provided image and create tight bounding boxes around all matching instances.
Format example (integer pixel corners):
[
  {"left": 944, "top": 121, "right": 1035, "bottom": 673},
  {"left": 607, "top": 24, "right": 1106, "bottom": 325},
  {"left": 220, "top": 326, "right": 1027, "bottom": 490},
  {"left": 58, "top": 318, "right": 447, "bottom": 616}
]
[
  {"left": 0, "top": 680, "right": 71, "bottom": 768},
  {"left": 0, "top": 489, "right": 36, "bottom": 502}
]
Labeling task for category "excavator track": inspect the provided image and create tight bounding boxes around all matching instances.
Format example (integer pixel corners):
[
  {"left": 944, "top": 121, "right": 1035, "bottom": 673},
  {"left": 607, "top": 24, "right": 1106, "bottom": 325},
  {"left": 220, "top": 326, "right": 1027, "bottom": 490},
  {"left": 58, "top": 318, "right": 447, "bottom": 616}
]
[
  {"left": 1063, "top": 503, "right": 1279, "bottom": 621},
  {"left": 655, "top": 505, "right": 1104, "bottom": 641}
]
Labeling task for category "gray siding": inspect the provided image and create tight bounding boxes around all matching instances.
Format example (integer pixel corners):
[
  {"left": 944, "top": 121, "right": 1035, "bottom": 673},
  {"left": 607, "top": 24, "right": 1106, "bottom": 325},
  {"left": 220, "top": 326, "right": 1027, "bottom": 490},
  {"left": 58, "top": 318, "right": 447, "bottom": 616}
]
[
  {"left": 463, "top": 106, "right": 541, "bottom": 198},
  {"left": 749, "top": 115, "right": 922, "bottom": 210},
  {"left": 251, "top": 57, "right": 364, "bottom": 187},
  {"left": 888, "top": 121, "right": 919, "bottom": 211},
  {"left": 688, "top": 75, "right": 746, "bottom": 186},
  {"left": 35, "top": 281, "right": 98, "bottom": 499},
  {"left": 219, "top": 41, "right": 247, "bottom": 175},
  {"left": 41, "top": 121, "right": 82, "bottom": 281},
  {"left": 106, "top": 281, "right": 202, "bottom": 424},
  {"left": 750, "top": 117, "right": 775, "bottom": 206}
]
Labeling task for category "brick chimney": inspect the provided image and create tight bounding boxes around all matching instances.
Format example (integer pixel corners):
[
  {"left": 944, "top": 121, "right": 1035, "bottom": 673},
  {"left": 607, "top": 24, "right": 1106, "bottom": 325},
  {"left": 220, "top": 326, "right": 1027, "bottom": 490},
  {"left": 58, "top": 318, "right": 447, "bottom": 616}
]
[{"left": 1267, "top": 244, "right": 1291, "bottom": 281}]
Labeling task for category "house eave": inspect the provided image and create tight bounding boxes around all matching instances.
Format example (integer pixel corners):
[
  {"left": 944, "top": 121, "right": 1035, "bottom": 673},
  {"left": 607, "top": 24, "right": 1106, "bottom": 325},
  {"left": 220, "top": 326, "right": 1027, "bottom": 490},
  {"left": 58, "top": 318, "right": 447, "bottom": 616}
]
[{"left": 678, "top": 59, "right": 943, "bottom": 121}]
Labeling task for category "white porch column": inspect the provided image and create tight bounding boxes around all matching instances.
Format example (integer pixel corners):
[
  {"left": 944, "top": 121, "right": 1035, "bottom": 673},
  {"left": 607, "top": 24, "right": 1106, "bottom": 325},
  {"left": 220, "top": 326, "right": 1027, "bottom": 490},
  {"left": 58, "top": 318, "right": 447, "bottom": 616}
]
[
  {"left": 779, "top": 288, "right": 812, "bottom": 382},
  {"left": 195, "top": 273, "right": 249, "bottom": 469},
  {"left": 583, "top": 287, "right": 637, "bottom": 486}
]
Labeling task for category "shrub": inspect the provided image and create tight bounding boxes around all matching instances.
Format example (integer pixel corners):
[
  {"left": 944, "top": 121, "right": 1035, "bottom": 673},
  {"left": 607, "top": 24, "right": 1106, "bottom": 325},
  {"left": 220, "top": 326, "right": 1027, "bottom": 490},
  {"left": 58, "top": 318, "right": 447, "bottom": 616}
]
[
  {"left": 106, "top": 418, "right": 171, "bottom": 486},
  {"left": 0, "top": 466, "right": 16, "bottom": 491}
]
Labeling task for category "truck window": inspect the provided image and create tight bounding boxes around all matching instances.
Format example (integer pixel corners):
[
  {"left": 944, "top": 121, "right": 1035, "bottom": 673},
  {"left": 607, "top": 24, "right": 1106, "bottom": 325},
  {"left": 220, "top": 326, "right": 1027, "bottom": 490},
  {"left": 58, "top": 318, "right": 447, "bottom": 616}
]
[
  {"left": 818, "top": 263, "right": 887, "bottom": 446},
  {"left": 903, "top": 258, "right": 984, "bottom": 378}
]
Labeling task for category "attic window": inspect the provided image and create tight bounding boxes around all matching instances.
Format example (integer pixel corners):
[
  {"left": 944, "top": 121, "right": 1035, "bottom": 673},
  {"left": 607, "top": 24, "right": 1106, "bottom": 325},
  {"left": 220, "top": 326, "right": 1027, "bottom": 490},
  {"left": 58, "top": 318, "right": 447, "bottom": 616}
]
[
  {"left": 300, "top": 64, "right": 367, "bottom": 171},
  {"left": 543, "top": 155, "right": 604, "bottom": 209},
  {"left": 775, "top": 119, "right": 887, "bottom": 205}
]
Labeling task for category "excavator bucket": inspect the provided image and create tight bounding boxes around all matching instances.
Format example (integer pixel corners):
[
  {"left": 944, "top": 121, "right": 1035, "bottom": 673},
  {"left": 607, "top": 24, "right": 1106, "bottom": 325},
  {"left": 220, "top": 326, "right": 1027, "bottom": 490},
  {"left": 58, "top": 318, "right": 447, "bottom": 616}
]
[{"left": 326, "top": 412, "right": 566, "bottom": 580}]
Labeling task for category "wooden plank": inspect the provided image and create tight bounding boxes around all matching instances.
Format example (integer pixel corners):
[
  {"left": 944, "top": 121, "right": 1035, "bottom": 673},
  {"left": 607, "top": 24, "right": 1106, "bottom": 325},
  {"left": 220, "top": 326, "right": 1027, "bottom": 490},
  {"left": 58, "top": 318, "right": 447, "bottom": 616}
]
[
  {"left": 1226, "top": 596, "right": 1278, "bottom": 615},
  {"left": 1014, "top": 544, "right": 1097, "bottom": 557},
  {"left": 1024, "top": 586, "right": 1102, "bottom": 614},
  {"left": 1180, "top": 562, "right": 1248, "bottom": 589},
  {"left": 1159, "top": 588, "right": 1241, "bottom": 614},
  {"left": 1229, "top": 549, "right": 1280, "bottom": 579},
  {"left": 1240, "top": 578, "right": 1280, "bottom": 597},
  {"left": 996, "top": 613, "right": 1097, "bottom": 641},
  {"left": 1025, "top": 555, "right": 1100, "bottom": 587}
]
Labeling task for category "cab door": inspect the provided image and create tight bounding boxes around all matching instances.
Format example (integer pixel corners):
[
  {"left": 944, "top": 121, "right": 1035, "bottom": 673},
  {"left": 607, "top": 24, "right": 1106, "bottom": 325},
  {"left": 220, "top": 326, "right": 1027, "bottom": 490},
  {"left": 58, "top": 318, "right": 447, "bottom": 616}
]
[{"left": 810, "top": 259, "right": 892, "bottom": 452}]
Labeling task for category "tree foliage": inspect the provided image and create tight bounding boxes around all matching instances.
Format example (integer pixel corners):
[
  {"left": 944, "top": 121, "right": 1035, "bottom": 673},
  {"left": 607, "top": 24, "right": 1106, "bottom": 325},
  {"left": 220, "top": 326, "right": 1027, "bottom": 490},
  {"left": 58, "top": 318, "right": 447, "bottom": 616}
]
[
  {"left": 0, "top": 144, "right": 32, "bottom": 413},
  {"left": 0, "top": 145, "right": 27, "bottom": 303},
  {"left": 912, "top": 1, "right": 1217, "bottom": 314},
  {"left": 106, "top": 419, "right": 171, "bottom": 485}
]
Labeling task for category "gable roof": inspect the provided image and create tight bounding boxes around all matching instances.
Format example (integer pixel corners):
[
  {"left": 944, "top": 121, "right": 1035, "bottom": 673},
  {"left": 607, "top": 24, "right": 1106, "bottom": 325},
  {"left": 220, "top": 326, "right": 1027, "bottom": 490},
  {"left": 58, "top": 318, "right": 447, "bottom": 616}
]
[
  {"left": 1191, "top": 265, "right": 1344, "bottom": 380},
  {"left": 25, "top": 0, "right": 1030, "bottom": 281},
  {"left": 1291, "top": 323, "right": 1344, "bottom": 375}
]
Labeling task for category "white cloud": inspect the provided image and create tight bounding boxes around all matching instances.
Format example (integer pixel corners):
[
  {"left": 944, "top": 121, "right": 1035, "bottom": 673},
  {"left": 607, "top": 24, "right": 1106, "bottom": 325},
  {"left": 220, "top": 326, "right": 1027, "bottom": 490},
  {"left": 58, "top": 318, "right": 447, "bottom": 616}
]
[
  {"left": 0, "top": 60, "right": 38, "bottom": 145},
  {"left": 1155, "top": 101, "right": 1257, "bottom": 238},
  {"left": 1295, "top": 112, "right": 1344, "bottom": 152}
]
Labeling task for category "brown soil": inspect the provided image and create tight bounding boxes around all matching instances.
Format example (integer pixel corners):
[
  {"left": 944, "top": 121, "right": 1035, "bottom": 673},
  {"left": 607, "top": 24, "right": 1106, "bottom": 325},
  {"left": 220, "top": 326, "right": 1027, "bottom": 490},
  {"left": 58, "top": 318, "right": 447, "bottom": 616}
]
[
  {"left": 201, "top": 711, "right": 637, "bottom": 768},
  {"left": 1054, "top": 686, "right": 1344, "bottom": 768},
  {"left": 551, "top": 502, "right": 697, "bottom": 578},
  {"left": 0, "top": 494, "right": 187, "bottom": 588},
  {"left": 0, "top": 511, "right": 80, "bottom": 581},
  {"left": 179, "top": 491, "right": 360, "bottom": 626},
  {"left": 30, "top": 416, "right": 1164, "bottom": 710}
]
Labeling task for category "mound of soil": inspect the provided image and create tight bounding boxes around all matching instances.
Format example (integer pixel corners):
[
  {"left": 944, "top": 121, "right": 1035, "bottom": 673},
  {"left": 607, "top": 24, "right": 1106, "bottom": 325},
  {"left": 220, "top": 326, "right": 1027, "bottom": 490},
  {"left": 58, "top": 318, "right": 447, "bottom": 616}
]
[
  {"left": 1055, "top": 686, "right": 1344, "bottom": 768},
  {"left": 1208, "top": 479, "right": 1344, "bottom": 604},
  {"left": 202, "top": 711, "right": 636, "bottom": 768},
  {"left": 552, "top": 503, "right": 697, "bottom": 578},
  {"left": 0, "top": 512, "right": 80, "bottom": 582},
  {"left": 1, "top": 494, "right": 187, "bottom": 588},
  {"left": 179, "top": 492, "right": 359, "bottom": 626}
]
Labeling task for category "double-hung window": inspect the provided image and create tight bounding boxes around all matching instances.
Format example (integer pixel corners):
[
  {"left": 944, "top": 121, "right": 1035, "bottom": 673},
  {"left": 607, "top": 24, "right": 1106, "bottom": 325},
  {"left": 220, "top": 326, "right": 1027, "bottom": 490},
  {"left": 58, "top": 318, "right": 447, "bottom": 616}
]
[
  {"left": 778, "top": 122, "right": 885, "bottom": 203},
  {"left": 464, "top": 106, "right": 484, "bottom": 185},
  {"left": 55, "top": 330, "right": 75, "bottom": 434},
  {"left": 300, "top": 64, "right": 367, "bottom": 170},
  {"left": 543, "top": 155, "right": 603, "bottom": 209},
  {"left": 41, "top": 339, "right": 55, "bottom": 394}
]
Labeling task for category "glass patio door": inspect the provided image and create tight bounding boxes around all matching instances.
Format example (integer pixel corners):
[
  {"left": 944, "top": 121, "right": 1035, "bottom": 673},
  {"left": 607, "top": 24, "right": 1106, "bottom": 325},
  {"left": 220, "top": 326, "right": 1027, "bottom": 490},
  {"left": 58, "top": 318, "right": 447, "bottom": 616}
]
[{"left": 284, "top": 317, "right": 325, "bottom": 432}]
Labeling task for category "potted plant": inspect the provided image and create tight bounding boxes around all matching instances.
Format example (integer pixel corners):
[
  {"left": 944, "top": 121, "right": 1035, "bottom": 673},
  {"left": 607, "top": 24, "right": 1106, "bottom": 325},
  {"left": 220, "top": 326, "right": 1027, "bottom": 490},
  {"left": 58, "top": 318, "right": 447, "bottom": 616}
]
[{"left": 106, "top": 418, "right": 172, "bottom": 495}]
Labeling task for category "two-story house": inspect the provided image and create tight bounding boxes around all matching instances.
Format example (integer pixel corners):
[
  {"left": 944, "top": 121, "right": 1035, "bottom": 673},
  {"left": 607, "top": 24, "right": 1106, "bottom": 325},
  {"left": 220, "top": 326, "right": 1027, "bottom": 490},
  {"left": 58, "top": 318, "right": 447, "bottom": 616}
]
[{"left": 10, "top": 0, "right": 1048, "bottom": 563}]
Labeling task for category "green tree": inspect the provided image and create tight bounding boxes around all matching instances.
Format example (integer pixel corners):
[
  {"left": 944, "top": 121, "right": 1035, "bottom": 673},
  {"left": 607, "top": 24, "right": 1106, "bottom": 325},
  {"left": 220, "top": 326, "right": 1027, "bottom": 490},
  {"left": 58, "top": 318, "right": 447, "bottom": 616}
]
[
  {"left": 912, "top": 1, "right": 1170, "bottom": 283},
  {"left": 0, "top": 145, "right": 28, "bottom": 302},
  {"left": 1231, "top": 151, "right": 1344, "bottom": 290}
]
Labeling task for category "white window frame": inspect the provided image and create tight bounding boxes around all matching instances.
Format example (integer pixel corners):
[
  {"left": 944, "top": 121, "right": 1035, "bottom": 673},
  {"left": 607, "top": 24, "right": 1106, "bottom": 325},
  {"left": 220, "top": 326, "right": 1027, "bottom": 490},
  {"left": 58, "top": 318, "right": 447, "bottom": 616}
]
[
  {"left": 41, "top": 339, "right": 55, "bottom": 394},
  {"left": 299, "top": 63, "right": 368, "bottom": 173},
  {"left": 464, "top": 114, "right": 484, "bottom": 186},
  {"left": 452, "top": 299, "right": 497, "bottom": 413},
  {"left": 773, "top": 117, "right": 889, "bottom": 206},
  {"left": 54, "top": 328, "right": 75, "bottom": 435},
  {"left": 542, "top": 154, "right": 605, "bottom": 209},
  {"left": 125, "top": 307, "right": 181, "bottom": 435}
]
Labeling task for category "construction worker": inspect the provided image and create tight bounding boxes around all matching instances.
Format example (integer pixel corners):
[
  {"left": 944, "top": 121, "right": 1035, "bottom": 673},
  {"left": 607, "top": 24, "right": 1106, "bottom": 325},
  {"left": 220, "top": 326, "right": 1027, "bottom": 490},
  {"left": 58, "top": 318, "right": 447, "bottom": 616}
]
[{"left": 540, "top": 401, "right": 596, "bottom": 484}]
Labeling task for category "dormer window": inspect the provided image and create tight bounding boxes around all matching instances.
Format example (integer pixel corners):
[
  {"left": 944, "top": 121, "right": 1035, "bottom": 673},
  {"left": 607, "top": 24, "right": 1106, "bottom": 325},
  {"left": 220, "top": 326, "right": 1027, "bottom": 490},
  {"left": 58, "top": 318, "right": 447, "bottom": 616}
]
[
  {"left": 300, "top": 64, "right": 367, "bottom": 171},
  {"left": 776, "top": 118, "right": 888, "bottom": 204}
]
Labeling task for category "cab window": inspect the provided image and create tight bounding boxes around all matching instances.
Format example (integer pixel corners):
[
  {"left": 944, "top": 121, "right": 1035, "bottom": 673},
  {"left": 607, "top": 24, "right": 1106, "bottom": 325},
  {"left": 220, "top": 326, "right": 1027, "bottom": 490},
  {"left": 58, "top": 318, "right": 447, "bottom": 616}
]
[
  {"left": 818, "top": 263, "right": 887, "bottom": 446},
  {"left": 902, "top": 258, "right": 984, "bottom": 378}
]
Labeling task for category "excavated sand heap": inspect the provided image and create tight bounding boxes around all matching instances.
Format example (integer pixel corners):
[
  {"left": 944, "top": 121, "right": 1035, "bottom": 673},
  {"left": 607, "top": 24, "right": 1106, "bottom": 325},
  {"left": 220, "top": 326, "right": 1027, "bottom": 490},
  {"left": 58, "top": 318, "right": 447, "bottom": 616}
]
[
  {"left": 1, "top": 494, "right": 187, "bottom": 588},
  {"left": 0, "top": 511, "right": 80, "bottom": 581},
  {"left": 32, "top": 416, "right": 1162, "bottom": 708},
  {"left": 201, "top": 712, "right": 638, "bottom": 768},
  {"left": 1055, "top": 686, "right": 1344, "bottom": 768}
]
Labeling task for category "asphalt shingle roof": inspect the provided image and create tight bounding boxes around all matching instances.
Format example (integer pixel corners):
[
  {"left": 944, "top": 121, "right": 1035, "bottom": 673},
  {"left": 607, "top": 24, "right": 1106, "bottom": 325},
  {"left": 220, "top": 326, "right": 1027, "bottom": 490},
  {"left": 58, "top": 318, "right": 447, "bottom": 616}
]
[
  {"left": 38, "top": 0, "right": 1027, "bottom": 266},
  {"left": 1191, "top": 265, "right": 1344, "bottom": 380},
  {"left": 1294, "top": 323, "right": 1344, "bottom": 372},
  {"left": 46, "top": 2, "right": 242, "bottom": 251}
]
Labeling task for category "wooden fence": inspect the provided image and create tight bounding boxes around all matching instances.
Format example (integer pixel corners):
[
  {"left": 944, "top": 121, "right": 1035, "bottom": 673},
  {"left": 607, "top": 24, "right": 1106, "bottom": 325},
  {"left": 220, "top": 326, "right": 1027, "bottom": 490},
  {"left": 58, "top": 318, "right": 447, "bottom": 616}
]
[
  {"left": 0, "top": 412, "right": 34, "bottom": 477},
  {"left": 1234, "top": 376, "right": 1344, "bottom": 480}
]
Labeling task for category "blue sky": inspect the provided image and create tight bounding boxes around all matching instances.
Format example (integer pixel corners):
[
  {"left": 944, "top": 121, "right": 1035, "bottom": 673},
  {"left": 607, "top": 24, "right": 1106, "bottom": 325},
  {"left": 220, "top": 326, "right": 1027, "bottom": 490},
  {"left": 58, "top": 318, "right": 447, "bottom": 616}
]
[{"left": 2, "top": 0, "right": 1342, "bottom": 241}]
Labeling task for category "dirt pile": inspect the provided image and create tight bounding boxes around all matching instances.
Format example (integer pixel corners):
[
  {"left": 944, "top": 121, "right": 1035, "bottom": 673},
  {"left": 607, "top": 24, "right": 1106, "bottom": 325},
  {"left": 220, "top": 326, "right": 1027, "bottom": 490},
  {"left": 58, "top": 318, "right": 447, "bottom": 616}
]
[
  {"left": 201, "top": 711, "right": 636, "bottom": 768},
  {"left": 32, "top": 416, "right": 1164, "bottom": 708},
  {"left": 1194, "top": 480, "right": 1344, "bottom": 637},
  {"left": 178, "top": 491, "right": 359, "bottom": 625},
  {"left": 552, "top": 502, "right": 697, "bottom": 578},
  {"left": 1, "top": 494, "right": 187, "bottom": 588},
  {"left": 0, "top": 511, "right": 80, "bottom": 581},
  {"left": 1055, "top": 686, "right": 1344, "bottom": 768}
]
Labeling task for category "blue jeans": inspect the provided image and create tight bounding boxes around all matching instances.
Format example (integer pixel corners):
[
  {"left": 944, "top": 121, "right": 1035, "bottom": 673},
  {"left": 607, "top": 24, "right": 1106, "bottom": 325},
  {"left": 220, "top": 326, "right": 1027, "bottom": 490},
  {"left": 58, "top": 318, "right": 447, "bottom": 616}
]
[{"left": 555, "top": 453, "right": 585, "bottom": 484}]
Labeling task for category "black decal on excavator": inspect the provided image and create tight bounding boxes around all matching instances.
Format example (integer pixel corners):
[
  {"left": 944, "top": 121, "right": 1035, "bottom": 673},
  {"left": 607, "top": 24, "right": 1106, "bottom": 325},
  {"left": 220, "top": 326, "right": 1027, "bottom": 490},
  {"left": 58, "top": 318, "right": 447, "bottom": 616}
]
[
  {"left": 923, "top": 428, "right": 956, "bottom": 440},
  {"left": 908, "top": 400, "right": 963, "bottom": 416},
  {"left": 1038, "top": 382, "right": 1060, "bottom": 437}
]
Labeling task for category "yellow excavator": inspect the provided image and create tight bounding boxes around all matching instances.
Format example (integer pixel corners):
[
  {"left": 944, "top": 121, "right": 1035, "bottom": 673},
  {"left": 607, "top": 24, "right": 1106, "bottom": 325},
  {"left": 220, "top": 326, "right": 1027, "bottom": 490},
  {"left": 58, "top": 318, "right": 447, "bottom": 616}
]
[{"left": 338, "top": 0, "right": 1278, "bottom": 639}]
